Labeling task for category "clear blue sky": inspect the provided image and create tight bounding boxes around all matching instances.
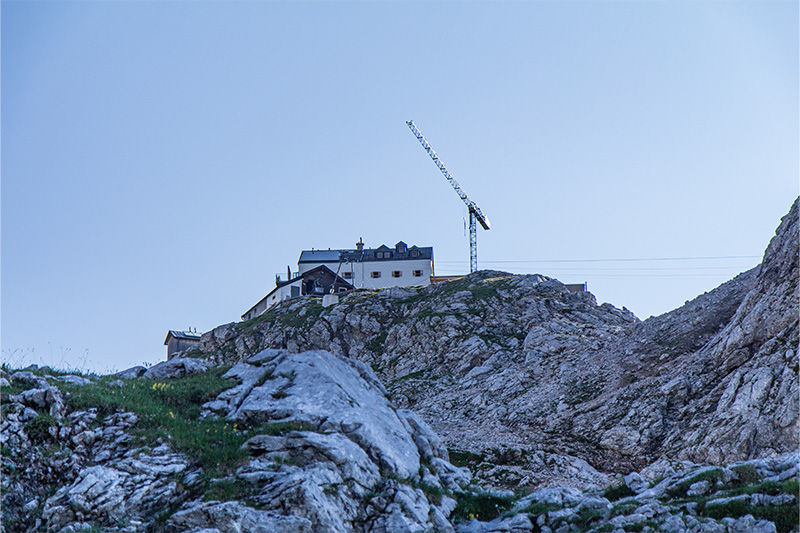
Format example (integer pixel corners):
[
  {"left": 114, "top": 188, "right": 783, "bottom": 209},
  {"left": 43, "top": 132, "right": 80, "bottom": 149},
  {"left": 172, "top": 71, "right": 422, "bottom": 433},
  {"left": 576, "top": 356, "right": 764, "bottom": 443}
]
[{"left": 3, "top": 1, "right": 797, "bottom": 372}]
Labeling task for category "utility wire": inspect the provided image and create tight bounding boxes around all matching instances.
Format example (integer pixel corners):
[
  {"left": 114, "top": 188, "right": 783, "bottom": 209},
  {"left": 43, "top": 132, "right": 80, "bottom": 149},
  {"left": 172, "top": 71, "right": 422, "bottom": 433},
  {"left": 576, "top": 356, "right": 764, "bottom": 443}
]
[{"left": 437, "top": 255, "right": 760, "bottom": 264}]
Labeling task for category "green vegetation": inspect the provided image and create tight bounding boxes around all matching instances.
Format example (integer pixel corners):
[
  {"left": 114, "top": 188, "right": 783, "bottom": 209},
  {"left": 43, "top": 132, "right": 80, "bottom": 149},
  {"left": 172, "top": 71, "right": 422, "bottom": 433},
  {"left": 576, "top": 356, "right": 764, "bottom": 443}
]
[
  {"left": 573, "top": 508, "right": 606, "bottom": 530},
  {"left": 666, "top": 468, "right": 724, "bottom": 498},
  {"left": 517, "top": 501, "right": 560, "bottom": 516},
  {"left": 609, "top": 502, "right": 638, "bottom": 516},
  {"left": 451, "top": 491, "right": 514, "bottom": 522},
  {"left": 669, "top": 477, "right": 799, "bottom": 533},
  {"left": 703, "top": 500, "right": 797, "bottom": 533},
  {"left": 203, "top": 477, "right": 253, "bottom": 502},
  {"left": 448, "top": 448, "right": 485, "bottom": 470},
  {"left": 24, "top": 413, "right": 57, "bottom": 444},
  {"left": 731, "top": 464, "right": 760, "bottom": 485},
  {"left": 62, "top": 368, "right": 250, "bottom": 477},
  {"left": 366, "top": 331, "right": 388, "bottom": 355},
  {"left": 603, "top": 483, "right": 635, "bottom": 501},
  {"left": 418, "top": 480, "right": 445, "bottom": 505},
  {"left": 236, "top": 299, "right": 325, "bottom": 334},
  {"left": 721, "top": 479, "right": 799, "bottom": 498},
  {"left": 257, "top": 420, "right": 317, "bottom": 436}
]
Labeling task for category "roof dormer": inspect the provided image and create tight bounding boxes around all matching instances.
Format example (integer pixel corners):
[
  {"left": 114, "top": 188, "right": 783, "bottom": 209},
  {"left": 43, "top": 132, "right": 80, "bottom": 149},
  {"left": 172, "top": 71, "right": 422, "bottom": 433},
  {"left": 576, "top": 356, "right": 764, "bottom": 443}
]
[
  {"left": 395, "top": 241, "right": 407, "bottom": 254},
  {"left": 376, "top": 244, "right": 392, "bottom": 259}
]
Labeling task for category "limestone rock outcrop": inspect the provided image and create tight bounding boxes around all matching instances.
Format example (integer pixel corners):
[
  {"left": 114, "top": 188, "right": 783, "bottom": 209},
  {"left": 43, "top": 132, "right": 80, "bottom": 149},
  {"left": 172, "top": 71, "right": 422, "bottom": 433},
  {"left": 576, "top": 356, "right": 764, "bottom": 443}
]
[
  {"left": 199, "top": 199, "right": 798, "bottom": 490},
  {"left": 1, "top": 350, "right": 473, "bottom": 532}
]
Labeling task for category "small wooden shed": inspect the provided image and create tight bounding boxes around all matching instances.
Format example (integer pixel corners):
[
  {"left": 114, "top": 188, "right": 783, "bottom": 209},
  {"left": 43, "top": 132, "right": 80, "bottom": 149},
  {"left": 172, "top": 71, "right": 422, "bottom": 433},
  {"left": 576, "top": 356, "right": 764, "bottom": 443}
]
[{"left": 164, "top": 330, "right": 202, "bottom": 360}]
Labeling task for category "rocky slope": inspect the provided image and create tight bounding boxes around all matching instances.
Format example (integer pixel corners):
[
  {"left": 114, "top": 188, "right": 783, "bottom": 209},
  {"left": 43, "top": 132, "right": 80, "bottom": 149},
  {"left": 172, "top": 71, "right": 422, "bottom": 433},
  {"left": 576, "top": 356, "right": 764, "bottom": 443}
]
[
  {"left": 2, "top": 200, "right": 795, "bottom": 533},
  {"left": 2, "top": 349, "right": 473, "bottom": 532},
  {"left": 198, "top": 199, "right": 798, "bottom": 491},
  {"left": 3, "top": 353, "right": 797, "bottom": 533}
]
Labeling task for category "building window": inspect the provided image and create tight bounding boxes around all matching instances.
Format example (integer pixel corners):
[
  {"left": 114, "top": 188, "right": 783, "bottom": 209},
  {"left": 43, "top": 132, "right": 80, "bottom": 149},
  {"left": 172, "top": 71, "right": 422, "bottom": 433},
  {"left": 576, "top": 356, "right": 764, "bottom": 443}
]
[
  {"left": 410, "top": 250, "right": 419, "bottom": 258},
  {"left": 371, "top": 271, "right": 381, "bottom": 278},
  {"left": 392, "top": 271, "right": 402, "bottom": 278},
  {"left": 343, "top": 272, "right": 352, "bottom": 279},
  {"left": 413, "top": 270, "right": 423, "bottom": 277}
]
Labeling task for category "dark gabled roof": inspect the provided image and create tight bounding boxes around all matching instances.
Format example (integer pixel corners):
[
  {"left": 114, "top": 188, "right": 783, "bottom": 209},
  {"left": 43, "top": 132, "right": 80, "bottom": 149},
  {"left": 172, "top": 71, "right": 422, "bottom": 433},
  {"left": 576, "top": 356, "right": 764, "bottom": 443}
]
[
  {"left": 300, "top": 264, "right": 354, "bottom": 288},
  {"left": 164, "top": 330, "right": 202, "bottom": 345},
  {"left": 298, "top": 243, "right": 433, "bottom": 264}
]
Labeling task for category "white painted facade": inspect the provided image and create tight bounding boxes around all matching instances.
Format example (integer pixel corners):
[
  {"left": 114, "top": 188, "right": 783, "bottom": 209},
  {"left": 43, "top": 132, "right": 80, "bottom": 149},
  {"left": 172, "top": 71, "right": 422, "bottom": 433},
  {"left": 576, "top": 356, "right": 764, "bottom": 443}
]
[
  {"left": 242, "top": 242, "right": 433, "bottom": 322},
  {"left": 298, "top": 258, "right": 432, "bottom": 290},
  {"left": 242, "top": 279, "right": 302, "bottom": 321}
]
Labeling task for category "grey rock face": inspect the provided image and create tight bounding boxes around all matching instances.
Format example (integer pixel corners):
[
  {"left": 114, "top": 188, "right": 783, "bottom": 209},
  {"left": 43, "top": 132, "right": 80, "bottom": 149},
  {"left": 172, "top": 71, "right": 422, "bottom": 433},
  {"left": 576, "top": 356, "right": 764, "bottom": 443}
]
[
  {"left": 42, "top": 445, "right": 187, "bottom": 532},
  {"left": 143, "top": 356, "right": 210, "bottom": 380},
  {"left": 167, "top": 500, "right": 313, "bottom": 532},
  {"left": 113, "top": 366, "right": 147, "bottom": 380},
  {"left": 2, "top": 348, "right": 473, "bottom": 533},
  {"left": 198, "top": 199, "right": 799, "bottom": 489},
  {"left": 195, "top": 347, "right": 470, "bottom": 532}
]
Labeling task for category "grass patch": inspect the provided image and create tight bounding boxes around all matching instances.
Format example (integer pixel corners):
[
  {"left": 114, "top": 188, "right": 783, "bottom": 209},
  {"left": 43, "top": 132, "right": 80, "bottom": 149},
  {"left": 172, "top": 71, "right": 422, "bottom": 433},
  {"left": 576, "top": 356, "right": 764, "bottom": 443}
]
[
  {"left": 448, "top": 448, "right": 484, "bottom": 469},
  {"left": 703, "top": 501, "right": 798, "bottom": 533},
  {"left": 572, "top": 507, "right": 605, "bottom": 529},
  {"left": 666, "top": 468, "right": 724, "bottom": 498},
  {"left": 603, "top": 483, "right": 635, "bottom": 501},
  {"left": 731, "top": 464, "right": 760, "bottom": 485},
  {"left": 62, "top": 368, "right": 251, "bottom": 477},
  {"left": 451, "top": 491, "right": 513, "bottom": 522},
  {"left": 715, "top": 478, "right": 800, "bottom": 500},
  {"left": 24, "top": 413, "right": 57, "bottom": 444},
  {"left": 610, "top": 502, "right": 638, "bottom": 516},
  {"left": 203, "top": 477, "right": 253, "bottom": 502},
  {"left": 255, "top": 420, "right": 317, "bottom": 437},
  {"left": 236, "top": 300, "right": 325, "bottom": 334},
  {"left": 418, "top": 481, "right": 445, "bottom": 505},
  {"left": 366, "top": 331, "right": 388, "bottom": 355}
]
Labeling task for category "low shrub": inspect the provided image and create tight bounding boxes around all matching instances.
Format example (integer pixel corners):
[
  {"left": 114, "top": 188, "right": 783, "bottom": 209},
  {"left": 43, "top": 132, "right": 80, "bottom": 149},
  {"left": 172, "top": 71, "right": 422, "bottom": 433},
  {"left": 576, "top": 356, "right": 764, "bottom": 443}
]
[
  {"left": 24, "top": 414, "right": 57, "bottom": 444},
  {"left": 448, "top": 448, "right": 484, "bottom": 469},
  {"left": 451, "top": 491, "right": 513, "bottom": 522},
  {"left": 703, "top": 501, "right": 797, "bottom": 533},
  {"left": 666, "top": 468, "right": 724, "bottom": 498},
  {"left": 731, "top": 464, "right": 760, "bottom": 485},
  {"left": 603, "top": 483, "right": 635, "bottom": 501}
]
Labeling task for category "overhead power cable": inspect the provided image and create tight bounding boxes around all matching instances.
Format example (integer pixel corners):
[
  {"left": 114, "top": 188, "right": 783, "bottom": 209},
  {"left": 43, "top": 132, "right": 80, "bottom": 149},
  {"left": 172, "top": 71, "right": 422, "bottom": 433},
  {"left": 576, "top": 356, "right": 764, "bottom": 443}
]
[{"left": 436, "top": 255, "right": 760, "bottom": 264}]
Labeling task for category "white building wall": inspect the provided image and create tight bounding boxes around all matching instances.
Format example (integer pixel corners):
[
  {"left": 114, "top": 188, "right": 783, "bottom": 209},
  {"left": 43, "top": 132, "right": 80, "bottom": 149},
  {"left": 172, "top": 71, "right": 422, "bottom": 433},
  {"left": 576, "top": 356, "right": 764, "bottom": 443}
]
[
  {"left": 272, "top": 281, "right": 301, "bottom": 308},
  {"left": 299, "top": 259, "right": 432, "bottom": 290}
]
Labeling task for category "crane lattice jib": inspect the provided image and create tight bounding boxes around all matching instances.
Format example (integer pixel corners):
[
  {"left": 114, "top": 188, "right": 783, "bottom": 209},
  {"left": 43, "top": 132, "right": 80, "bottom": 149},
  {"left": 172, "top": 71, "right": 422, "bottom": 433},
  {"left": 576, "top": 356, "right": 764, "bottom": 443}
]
[{"left": 406, "top": 121, "right": 490, "bottom": 230}]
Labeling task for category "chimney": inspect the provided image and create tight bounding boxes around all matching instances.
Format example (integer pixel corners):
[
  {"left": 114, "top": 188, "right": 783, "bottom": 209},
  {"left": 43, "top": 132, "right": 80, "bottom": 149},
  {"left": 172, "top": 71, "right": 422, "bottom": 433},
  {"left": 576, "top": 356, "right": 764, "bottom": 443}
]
[
  {"left": 356, "top": 238, "right": 364, "bottom": 252},
  {"left": 287, "top": 266, "right": 292, "bottom": 280}
]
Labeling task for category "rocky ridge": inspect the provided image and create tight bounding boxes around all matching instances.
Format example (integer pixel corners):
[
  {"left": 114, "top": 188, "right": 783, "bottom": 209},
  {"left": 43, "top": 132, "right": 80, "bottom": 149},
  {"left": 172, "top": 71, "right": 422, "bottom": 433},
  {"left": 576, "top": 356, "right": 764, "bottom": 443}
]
[
  {"left": 2, "top": 200, "right": 796, "bottom": 532},
  {"left": 2, "top": 348, "right": 473, "bottom": 532},
  {"left": 3, "top": 353, "right": 797, "bottom": 533},
  {"left": 198, "top": 199, "right": 798, "bottom": 491}
]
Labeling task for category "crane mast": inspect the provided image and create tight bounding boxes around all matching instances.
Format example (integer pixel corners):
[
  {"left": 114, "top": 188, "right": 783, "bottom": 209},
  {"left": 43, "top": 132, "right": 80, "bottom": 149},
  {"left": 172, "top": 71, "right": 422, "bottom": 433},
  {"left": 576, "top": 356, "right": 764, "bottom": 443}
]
[{"left": 406, "top": 120, "right": 490, "bottom": 273}]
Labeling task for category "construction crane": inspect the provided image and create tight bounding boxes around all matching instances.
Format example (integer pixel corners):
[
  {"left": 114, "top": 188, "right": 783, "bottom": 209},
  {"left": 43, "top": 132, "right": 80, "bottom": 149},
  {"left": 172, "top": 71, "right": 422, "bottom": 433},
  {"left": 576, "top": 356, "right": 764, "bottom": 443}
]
[{"left": 406, "top": 120, "right": 490, "bottom": 273}]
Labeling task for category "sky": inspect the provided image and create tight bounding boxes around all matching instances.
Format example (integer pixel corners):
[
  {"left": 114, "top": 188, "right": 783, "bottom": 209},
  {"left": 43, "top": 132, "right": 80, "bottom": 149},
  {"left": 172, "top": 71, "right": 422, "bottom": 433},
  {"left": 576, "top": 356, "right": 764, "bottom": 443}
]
[{"left": 2, "top": 1, "right": 797, "bottom": 373}]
